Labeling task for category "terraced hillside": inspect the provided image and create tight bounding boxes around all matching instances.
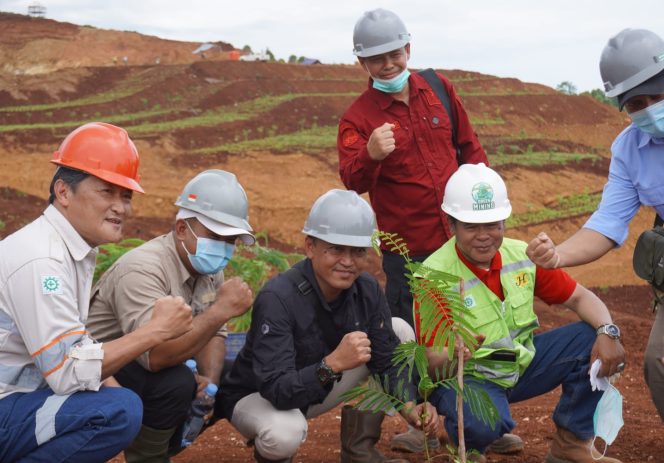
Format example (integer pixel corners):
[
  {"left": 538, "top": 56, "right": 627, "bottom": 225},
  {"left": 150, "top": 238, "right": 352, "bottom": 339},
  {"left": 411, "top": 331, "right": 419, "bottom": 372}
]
[{"left": 0, "top": 54, "right": 645, "bottom": 286}]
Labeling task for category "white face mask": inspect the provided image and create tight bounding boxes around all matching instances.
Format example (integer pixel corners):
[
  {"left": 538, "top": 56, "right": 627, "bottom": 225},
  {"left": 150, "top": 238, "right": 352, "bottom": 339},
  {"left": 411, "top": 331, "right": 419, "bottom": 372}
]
[{"left": 592, "top": 383, "right": 624, "bottom": 458}]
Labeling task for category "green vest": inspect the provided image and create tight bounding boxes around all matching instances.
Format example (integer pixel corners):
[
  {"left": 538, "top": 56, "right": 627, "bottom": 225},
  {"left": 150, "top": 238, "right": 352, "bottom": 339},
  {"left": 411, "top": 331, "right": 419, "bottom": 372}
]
[{"left": 420, "top": 237, "right": 539, "bottom": 388}]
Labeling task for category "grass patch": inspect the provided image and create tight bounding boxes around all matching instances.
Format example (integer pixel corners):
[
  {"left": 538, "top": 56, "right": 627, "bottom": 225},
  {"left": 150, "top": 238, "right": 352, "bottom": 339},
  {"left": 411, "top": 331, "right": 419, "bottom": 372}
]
[
  {"left": 0, "top": 87, "right": 145, "bottom": 112},
  {"left": 490, "top": 151, "right": 600, "bottom": 167},
  {"left": 508, "top": 192, "right": 602, "bottom": 227},
  {"left": 196, "top": 125, "right": 337, "bottom": 154},
  {"left": 0, "top": 220, "right": 5, "bottom": 232},
  {"left": 469, "top": 116, "right": 505, "bottom": 126}
]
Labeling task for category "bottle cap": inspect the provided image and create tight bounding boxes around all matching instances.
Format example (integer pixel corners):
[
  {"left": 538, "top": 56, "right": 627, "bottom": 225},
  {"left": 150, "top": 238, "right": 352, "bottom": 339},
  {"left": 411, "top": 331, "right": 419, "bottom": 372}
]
[
  {"left": 205, "top": 383, "right": 219, "bottom": 396},
  {"left": 185, "top": 359, "right": 197, "bottom": 372}
]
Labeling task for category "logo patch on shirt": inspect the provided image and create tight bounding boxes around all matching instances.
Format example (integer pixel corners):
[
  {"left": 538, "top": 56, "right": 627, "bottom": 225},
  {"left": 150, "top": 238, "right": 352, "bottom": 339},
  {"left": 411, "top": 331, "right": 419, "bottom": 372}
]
[
  {"left": 464, "top": 295, "right": 476, "bottom": 308},
  {"left": 340, "top": 123, "right": 360, "bottom": 147},
  {"left": 261, "top": 323, "right": 270, "bottom": 335},
  {"left": 41, "top": 275, "right": 62, "bottom": 295},
  {"left": 514, "top": 272, "right": 529, "bottom": 288}
]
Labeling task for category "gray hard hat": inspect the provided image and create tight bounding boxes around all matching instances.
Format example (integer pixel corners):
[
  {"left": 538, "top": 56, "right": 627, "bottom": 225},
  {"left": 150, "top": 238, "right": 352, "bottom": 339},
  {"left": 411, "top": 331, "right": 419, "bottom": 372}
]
[
  {"left": 175, "top": 169, "right": 255, "bottom": 244},
  {"left": 302, "top": 189, "right": 376, "bottom": 247},
  {"left": 600, "top": 28, "right": 664, "bottom": 105},
  {"left": 353, "top": 8, "right": 411, "bottom": 58}
]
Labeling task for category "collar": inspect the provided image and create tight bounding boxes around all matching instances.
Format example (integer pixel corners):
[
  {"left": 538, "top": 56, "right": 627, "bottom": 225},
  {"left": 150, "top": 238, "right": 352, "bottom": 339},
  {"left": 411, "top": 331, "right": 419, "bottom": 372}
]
[
  {"left": 634, "top": 124, "right": 664, "bottom": 148},
  {"left": 455, "top": 243, "right": 503, "bottom": 273},
  {"left": 43, "top": 205, "right": 96, "bottom": 262},
  {"left": 299, "top": 258, "right": 356, "bottom": 310}
]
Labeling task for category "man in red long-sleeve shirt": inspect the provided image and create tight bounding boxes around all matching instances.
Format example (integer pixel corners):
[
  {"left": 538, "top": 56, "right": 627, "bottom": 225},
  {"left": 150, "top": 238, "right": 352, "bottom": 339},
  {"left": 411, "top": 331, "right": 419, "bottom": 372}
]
[
  {"left": 338, "top": 8, "right": 488, "bottom": 328},
  {"left": 337, "top": 9, "right": 516, "bottom": 456}
]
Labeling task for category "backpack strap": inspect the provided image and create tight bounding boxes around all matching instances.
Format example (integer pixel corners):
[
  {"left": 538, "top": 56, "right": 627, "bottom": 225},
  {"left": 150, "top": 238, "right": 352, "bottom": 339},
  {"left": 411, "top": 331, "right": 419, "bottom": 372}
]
[
  {"left": 418, "top": 68, "right": 463, "bottom": 166},
  {"left": 655, "top": 213, "right": 663, "bottom": 228},
  {"left": 284, "top": 267, "right": 341, "bottom": 351}
]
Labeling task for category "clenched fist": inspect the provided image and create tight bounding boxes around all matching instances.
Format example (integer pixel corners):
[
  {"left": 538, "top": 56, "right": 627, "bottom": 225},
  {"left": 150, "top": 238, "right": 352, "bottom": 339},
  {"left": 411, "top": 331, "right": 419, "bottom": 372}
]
[
  {"left": 367, "top": 122, "right": 396, "bottom": 161},
  {"left": 215, "top": 277, "right": 253, "bottom": 319},
  {"left": 151, "top": 295, "right": 193, "bottom": 342},
  {"left": 325, "top": 331, "right": 371, "bottom": 373},
  {"left": 526, "top": 232, "right": 560, "bottom": 269}
]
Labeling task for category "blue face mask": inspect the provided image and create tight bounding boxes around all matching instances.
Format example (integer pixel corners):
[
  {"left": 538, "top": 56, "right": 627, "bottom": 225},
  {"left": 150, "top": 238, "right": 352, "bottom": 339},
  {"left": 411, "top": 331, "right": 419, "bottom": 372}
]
[
  {"left": 629, "top": 98, "right": 664, "bottom": 138},
  {"left": 372, "top": 68, "right": 411, "bottom": 94},
  {"left": 182, "top": 222, "right": 235, "bottom": 275},
  {"left": 592, "top": 383, "right": 624, "bottom": 456}
]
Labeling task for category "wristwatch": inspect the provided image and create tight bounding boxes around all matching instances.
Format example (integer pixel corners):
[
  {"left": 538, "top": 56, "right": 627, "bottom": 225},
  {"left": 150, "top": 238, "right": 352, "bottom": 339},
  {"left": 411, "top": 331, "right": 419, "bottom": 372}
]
[
  {"left": 596, "top": 323, "right": 621, "bottom": 340},
  {"left": 316, "top": 358, "right": 342, "bottom": 386}
]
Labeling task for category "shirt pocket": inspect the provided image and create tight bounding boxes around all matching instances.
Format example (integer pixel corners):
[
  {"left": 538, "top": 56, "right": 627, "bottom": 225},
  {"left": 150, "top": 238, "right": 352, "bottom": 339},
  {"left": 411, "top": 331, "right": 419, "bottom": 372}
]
[
  {"left": 468, "top": 303, "right": 505, "bottom": 340},
  {"left": 638, "top": 184, "right": 664, "bottom": 208},
  {"left": 509, "top": 291, "right": 537, "bottom": 329}
]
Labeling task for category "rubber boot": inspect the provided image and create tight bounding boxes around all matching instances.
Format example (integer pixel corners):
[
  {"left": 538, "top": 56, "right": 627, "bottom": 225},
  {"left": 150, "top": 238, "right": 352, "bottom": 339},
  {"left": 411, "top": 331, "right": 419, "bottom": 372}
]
[
  {"left": 340, "top": 405, "right": 409, "bottom": 463},
  {"left": 390, "top": 425, "right": 441, "bottom": 452},
  {"left": 124, "top": 425, "right": 176, "bottom": 463},
  {"left": 544, "top": 426, "right": 622, "bottom": 463},
  {"left": 253, "top": 447, "right": 293, "bottom": 462}
]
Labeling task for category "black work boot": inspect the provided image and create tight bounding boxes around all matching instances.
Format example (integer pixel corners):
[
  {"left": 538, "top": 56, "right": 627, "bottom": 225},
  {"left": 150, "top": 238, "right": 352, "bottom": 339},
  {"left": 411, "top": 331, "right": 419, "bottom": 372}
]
[{"left": 340, "top": 405, "right": 409, "bottom": 463}]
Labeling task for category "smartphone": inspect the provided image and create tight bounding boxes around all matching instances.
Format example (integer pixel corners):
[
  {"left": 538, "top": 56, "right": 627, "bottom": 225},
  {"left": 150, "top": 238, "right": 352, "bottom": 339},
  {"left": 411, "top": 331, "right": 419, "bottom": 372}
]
[{"left": 488, "top": 351, "right": 517, "bottom": 362}]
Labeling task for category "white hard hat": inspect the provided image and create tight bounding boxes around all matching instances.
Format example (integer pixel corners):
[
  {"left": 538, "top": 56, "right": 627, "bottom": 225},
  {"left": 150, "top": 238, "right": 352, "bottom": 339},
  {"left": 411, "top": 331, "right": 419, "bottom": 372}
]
[{"left": 442, "top": 163, "right": 512, "bottom": 223}]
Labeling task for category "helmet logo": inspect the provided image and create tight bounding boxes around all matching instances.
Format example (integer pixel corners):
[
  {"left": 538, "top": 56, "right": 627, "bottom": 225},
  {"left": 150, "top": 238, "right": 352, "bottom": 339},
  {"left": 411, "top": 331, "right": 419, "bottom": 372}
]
[{"left": 471, "top": 182, "right": 495, "bottom": 211}]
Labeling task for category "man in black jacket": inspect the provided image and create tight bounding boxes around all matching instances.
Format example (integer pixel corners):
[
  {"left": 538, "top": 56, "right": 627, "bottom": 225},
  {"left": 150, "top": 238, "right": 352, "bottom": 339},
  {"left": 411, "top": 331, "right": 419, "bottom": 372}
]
[{"left": 219, "top": 189, "right": 438, "bottom": 463}]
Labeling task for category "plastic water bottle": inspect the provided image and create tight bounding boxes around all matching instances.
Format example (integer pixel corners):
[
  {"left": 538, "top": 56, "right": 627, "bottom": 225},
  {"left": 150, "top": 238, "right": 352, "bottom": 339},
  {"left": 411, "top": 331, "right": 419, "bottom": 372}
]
[
  {"left": 185, "top": 359, "right": 198, "bottom": 375},
  {"left": 181, "top": 382, "right": 218, "bottom": 448}
]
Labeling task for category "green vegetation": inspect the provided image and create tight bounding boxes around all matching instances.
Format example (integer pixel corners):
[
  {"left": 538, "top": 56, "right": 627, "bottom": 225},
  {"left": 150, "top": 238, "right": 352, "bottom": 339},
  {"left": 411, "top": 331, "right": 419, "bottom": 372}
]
[
  {"left": 95, "top": 238, "right": 145, "bottom": 282},
  {"left": 507, "top": 192, "right": 602, "bottom": 228},
  {"left": 490, "top": 151, "right": 600, "bottom": 168},
  {"left": 0, "top": 220, "right": 5, "bottom": 232},
  {"left": 581, "top": 88, "right": 618, "bottom": 108},
  {"left": 469, "top": 115, "right": 505, "bottom": 126},
  {"left": 0, "top": 86, "right": 145, "bottom": 112},
  {"left": 224, "top": 234, "right": 304, "bottom": 332},
  {"left": 555, "top": 81, "right": 578, "bottom": 95},
  {"left": 196, "top": 125, "right": 337, "bottom": 154}
]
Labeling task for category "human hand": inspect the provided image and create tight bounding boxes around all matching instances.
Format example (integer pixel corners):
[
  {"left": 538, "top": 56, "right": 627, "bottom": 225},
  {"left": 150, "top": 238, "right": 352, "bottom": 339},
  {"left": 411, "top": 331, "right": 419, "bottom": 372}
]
[
  {"left": 150, "top": 296, "right": 193, "bottom": 341},
  {"left": 215, "top": 277, "right": 253, "bottom": 319},
  {"left": 325, "top": 331, "right": 371, "bottom": 372},
  {"left": 366, "top": 123, "right": 396, "bottom": 161},
  {"left": 194, "top": 374, "right": 213, "bottom": 397},
  {"left": 401, "top": 401, "right": 439, "bottom": 435},
  {"left": 591, "top": 335, "right": 626, "bottom": 377},
  {"left": 526, "top": 232, "right": 560, "bottom": 268}
]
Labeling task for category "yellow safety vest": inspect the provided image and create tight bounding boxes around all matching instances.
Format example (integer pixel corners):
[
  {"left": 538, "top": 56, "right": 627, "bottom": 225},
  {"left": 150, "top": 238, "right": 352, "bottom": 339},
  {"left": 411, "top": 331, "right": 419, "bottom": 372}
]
[{"left": 420, "top": 237, "right": 539, "bottom": 388}]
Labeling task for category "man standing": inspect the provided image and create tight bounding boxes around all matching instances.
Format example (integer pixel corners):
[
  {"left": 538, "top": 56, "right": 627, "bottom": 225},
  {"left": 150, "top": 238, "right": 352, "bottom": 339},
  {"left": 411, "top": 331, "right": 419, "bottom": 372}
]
[
  {"left": 219, "top": 189, "right": 438, "bottom": 463},
  {"left": 527, "top": 28, "right": 664, "bottom": 422},
  {"left": 423, "top": 163, "right": 625, "bottom": 463},
  {"left": 87, "top": 169, "right": 255, "bottom": 462},
  {"left": 337, "top": 8, "right": 514, "bottom": 454},
  {"left": 0, "top": 122, "right": 193, "bottom": 462}
]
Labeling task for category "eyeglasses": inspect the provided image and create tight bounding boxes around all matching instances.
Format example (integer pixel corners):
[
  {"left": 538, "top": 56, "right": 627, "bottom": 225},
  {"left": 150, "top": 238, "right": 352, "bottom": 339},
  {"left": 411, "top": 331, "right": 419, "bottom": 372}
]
[{"left": 322, "top": 244, "right": 368, "bottom": 259}]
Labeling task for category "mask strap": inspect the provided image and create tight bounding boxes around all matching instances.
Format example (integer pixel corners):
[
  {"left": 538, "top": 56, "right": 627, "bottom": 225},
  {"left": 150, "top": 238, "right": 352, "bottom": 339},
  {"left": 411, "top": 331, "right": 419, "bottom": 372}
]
[
  {"left": 181, "top": 220, "right": 198, "bottom": 256},
  {"left": 590, "top": 436, "right": 608, "bottom": 460}
]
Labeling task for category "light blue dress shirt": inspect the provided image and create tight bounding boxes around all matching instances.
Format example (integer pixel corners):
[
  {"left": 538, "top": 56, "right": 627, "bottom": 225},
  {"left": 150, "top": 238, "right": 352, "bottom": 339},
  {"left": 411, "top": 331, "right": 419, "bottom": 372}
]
[{"left": 584, "top": 124, "right": 664, "bottom": 246}]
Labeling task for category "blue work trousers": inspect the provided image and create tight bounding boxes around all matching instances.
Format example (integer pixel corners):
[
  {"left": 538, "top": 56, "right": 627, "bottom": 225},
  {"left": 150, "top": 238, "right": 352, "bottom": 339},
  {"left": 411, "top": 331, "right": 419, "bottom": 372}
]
[
  {"left": 430, "top": 322, "right": 601, "bottom": 452},
  {"left": 0, "top": 386, "right": 142, "bottom": 462}
]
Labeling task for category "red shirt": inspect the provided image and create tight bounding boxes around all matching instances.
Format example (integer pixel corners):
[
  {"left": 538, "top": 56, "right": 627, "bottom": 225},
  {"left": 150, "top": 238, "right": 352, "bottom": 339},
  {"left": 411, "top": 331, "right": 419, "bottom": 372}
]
[
  {"left": 415, "top": 246, "right": 577, "bottom": 346},
  {"left": 337, "top": 72, "right": 488, "bottom": 256},
  {"left": 454, "top": 245, "right": 577, "bottom": 304}
]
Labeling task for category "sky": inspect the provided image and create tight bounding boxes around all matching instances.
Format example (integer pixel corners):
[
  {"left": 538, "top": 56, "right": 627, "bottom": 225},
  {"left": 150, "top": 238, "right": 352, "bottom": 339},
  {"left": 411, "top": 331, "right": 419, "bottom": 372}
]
[{"left": 1, "top": 0, "right": 663, "bottom": 93}]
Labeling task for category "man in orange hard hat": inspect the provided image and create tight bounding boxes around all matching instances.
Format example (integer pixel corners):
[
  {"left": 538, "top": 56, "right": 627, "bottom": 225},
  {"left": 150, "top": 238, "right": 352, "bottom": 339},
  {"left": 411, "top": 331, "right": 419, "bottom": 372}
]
[{"left": 0, "top": 122, "right": 194, "bottom": 462}]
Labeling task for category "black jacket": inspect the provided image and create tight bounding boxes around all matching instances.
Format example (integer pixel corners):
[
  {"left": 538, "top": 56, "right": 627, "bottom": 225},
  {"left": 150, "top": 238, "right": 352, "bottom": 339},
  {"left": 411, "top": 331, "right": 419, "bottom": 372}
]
[{"left": 219, "top": 258, "right": 416, "bottom": 418}]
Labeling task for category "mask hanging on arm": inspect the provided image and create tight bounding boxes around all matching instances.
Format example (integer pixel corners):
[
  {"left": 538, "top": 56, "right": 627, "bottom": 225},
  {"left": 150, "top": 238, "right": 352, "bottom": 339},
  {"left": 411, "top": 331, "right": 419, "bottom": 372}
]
[
  {"left": 372, "top": 68, "right": 411, "bottom": 93},
  {"left": 592, "top": 383, "right": 624, "bottom": 458},
  {"left": 629, "top": 98, "right": 664, "bottom": 138},
  {"left": 182, "top": 222, "right": 235, "bottom": 274}
]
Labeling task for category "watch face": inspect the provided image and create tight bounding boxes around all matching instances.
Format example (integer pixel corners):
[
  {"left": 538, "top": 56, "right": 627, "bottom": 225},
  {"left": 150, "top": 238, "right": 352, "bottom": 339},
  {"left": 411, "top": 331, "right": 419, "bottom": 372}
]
[{"left": 607, "top": 324, "right": 620, "bottom": 337}]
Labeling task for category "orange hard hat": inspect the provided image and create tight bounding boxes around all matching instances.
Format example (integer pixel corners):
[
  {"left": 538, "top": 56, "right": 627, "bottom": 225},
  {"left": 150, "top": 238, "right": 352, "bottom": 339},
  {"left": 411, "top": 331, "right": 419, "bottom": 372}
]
[{"left": 51, "top": 122, "right": 144, "bottom": 193}]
